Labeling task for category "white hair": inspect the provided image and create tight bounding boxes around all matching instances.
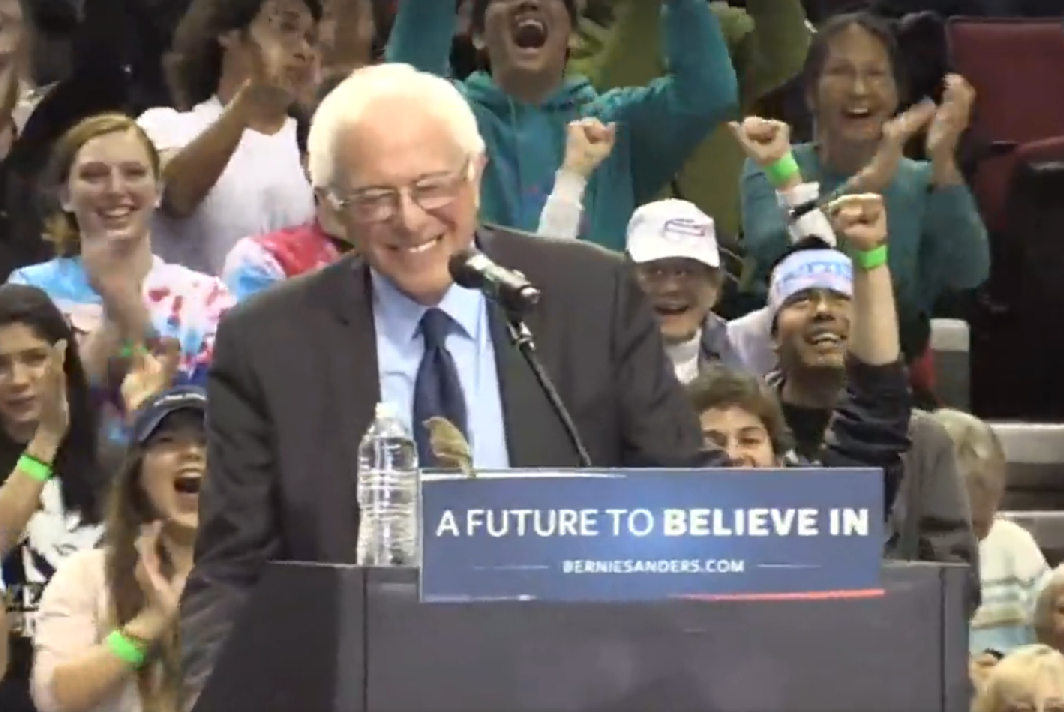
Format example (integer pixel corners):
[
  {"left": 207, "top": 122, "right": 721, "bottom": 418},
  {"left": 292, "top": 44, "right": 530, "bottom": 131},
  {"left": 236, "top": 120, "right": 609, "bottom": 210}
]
[{"left": 307, "top": 63, "right": 485, "bottom": 189}]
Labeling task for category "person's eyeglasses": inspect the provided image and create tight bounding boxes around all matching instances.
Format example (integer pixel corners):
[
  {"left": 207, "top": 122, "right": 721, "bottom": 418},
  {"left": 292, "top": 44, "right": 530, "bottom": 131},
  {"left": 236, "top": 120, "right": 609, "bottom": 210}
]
[{"left": 331, "top": 160, "right": 471, "bottom": 224}]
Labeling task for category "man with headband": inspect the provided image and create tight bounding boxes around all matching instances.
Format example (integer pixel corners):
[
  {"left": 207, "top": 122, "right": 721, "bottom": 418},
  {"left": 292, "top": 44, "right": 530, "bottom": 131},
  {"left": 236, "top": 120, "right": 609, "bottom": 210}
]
[{"left": 765, "top": 239, "right": 978, "bottom": 607}]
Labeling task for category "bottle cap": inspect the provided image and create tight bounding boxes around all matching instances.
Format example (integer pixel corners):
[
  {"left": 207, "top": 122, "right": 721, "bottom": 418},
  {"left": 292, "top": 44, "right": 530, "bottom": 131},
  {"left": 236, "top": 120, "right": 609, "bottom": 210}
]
[{"left": 376, "top": 402, "right": 399, "bottom": 419}]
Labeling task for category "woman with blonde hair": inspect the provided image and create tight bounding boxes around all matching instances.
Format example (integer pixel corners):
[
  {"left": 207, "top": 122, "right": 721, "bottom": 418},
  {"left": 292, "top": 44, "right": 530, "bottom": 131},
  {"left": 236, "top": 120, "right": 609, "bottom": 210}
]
[
  {"left": 6, "top": 113, "right": 232, "bottom": 439},
  {"left": 1033, "top": 567, "right": 1064, "bottom": 653},
  {"left": 972, "top": 644, "right": 1064, "bottom": 712},
  {"left": 931, "top": 408, "right": 1051, "bottom": 657},
  {"left": 29, "top": 364, "right": 205, "bottom": 712}
]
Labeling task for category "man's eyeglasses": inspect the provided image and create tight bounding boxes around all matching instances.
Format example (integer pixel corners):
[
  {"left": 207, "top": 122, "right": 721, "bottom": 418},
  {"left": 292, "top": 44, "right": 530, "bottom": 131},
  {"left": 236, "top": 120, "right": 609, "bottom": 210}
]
[{"left": 330, "top": 160, "right": 471, "bottom": 224}]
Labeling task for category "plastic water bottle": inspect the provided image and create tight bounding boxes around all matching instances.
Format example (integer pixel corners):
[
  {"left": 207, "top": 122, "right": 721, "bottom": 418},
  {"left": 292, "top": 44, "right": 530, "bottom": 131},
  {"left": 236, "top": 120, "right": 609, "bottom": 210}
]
[{"left": 356, "top": 402, "right": 420, "bottom": 566}]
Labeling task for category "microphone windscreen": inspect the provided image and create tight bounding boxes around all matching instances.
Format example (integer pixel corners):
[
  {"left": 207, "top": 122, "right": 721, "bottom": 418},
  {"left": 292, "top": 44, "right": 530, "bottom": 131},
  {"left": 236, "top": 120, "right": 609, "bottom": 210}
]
[{"left": 447, "top": 248, "right": 481, "bottom": 290}]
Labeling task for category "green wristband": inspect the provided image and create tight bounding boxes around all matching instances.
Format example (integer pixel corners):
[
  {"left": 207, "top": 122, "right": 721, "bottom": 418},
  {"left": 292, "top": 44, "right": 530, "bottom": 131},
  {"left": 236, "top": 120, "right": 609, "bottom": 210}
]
[
  {"left": 117, "top": 344, "right": 147, "bottom": 359},
  {"left": 853, "top": 244, "right": 888, "bottom": 270},
  {"left": 763, "top": 153, "right": 800, "bottom": 188},
  {"left": 17, "top": 454, "right": 52, "bottom": 482},
  {"left": 105, "top": 630, "right": 147, "bottom": 668}
]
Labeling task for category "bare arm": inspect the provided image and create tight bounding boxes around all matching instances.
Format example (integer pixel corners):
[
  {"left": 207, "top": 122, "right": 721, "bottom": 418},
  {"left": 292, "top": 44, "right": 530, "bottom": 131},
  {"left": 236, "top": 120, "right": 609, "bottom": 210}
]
[
  {"left": 821, "top": 195, "right": 908, "bottom": 514},
  {"left": 0, "top": 430, "right": 60, "bottom": 556},
  {"left": 32, "top": 551, "right": 174, "bottom": 712},
  {"left": 152, "top": 94, "right": 256, "bottom": 220}
]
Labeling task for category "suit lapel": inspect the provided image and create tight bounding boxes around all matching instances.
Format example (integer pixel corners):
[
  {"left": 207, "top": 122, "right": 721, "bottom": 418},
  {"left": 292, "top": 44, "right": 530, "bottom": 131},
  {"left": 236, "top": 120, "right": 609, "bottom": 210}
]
[
  {"left": 479, "top": 229, "right": 577, "bottom": 468},
  {"left": 311, "top": 256, "right": 381, "bottom": 557}
]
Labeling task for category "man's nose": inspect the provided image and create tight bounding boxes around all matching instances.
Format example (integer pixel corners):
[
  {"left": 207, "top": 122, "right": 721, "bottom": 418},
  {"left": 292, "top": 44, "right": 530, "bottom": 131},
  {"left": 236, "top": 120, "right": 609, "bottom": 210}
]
[
  {"left": 657, "top": 274, "right": 685, "bottom": 292},
  {"left": 726, "top": 443, "right": 747, "bottom": 465},
  {"left": 394, "top": 190, "right": 430, "bottom": 230},
  {"left": 181, "top": 441, "right": 207, "bottom": 460},
  {"left": 8, "top": 362, "right": 31, "bottom": 386},
  {"left": 295, "top": 36, "right": 314, "bottom": 62},
  {"left": 811, "top": 296, "right": 835, "bottom": 316}
]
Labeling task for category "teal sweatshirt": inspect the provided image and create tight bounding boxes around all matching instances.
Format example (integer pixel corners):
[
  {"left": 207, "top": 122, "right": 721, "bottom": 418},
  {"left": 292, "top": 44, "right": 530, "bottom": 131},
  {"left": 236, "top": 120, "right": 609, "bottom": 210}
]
[
  {"left": 740, "top": 143, "right": 990, "bottom": 347},
  {"left": 385, "top": 0, "right": 738, "bottom": 251}
]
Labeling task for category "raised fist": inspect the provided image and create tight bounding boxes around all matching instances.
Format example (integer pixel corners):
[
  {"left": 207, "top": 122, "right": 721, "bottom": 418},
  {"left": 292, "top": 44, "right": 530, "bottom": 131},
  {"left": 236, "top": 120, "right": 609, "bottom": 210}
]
[
  {"left": 826, "top": 193, "right": 888, "bottom": 253},
  {"left": 926, "top": 74, "right": 975, "bottom": 160},
  {"left": 561, "top": 117, "right": 616, "bottom": 178},
  {"left": 727, "top": 117, "right": 791, "bottom": 168}
]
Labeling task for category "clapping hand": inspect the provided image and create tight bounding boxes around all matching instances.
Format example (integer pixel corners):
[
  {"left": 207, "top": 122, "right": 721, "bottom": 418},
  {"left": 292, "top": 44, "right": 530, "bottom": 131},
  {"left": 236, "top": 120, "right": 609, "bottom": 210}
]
[
  {"left": 826, "top": 194, "right": 888, "bottom": 253},
  {"left": 241, "top": 3, "right": 313, "bottom": 109},
  {"left": 135, "top": 521, "right": 187, "bottom": 620},
  {"left": 36, "top": 340, "right": 69, "bottom": 444},
  {"left": 727, "top": 117, "right": 792, "bottom": 168},
  {"left": 562, "top": 118, "right": 616, "bottom": 178},
  {"left": 926, "top": 74, "right": 975, "bottom": 162},
  {"left": 120, "top": 339, "right": 181, "bottom": 415},
  {"left": 850, "top": 100, "right": 937, "bottom": 194},
  {"left": 81, "top": 240, "right": 148, "bottom": 331}
]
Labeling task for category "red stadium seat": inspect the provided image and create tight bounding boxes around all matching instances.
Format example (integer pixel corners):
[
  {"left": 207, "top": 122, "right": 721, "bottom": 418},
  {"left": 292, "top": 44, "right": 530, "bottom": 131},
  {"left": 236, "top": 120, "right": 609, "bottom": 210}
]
[{"left": 947, "top": 18, "right": 1064, "bottom": 235}]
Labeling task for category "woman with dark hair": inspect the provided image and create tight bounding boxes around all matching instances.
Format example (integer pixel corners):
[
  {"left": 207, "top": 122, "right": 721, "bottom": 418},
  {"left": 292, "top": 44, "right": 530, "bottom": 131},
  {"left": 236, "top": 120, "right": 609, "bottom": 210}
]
[
  {"left": 31, "top": 384, "right": 203, "bottom": 712},
  {"left": 736, "top": 11, "right": 989, "bottom": 398},
  {"left": 136, "top": 0, "right": 322, "bottom": 276},
  {"left": 0, "top": 283, "right": 103, "bottom": 712}
]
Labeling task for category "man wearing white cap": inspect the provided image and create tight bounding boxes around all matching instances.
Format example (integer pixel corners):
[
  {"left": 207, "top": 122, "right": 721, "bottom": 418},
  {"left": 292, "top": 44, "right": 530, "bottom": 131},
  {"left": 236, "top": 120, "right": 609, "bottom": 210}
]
[{"left": 626, "top": 199, "right": 749, "bottom": 384}]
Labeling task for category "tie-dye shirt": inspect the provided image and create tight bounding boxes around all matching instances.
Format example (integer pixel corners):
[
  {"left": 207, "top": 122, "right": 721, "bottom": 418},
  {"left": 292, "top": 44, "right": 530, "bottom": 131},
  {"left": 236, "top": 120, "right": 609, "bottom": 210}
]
[
  {"left": 7, "top": 255, "right": 233, "bottom": 386},
  {"left": 222, "top": 220, "right": 342, "bottom": 301}
]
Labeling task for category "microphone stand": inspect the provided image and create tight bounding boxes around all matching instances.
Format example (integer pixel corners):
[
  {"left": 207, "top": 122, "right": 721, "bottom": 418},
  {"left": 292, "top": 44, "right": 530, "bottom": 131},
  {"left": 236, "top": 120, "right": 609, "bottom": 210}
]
[{"left": 504, "top": 316, "right": 594, "bottom": 468}]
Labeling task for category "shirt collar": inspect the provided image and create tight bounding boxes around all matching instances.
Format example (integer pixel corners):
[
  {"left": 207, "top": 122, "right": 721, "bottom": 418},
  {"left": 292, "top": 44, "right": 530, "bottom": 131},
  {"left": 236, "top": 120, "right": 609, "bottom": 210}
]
[
  {"left": 371, "top": 269, "right": 484, "bottom": 344},
  {"left": 65, "top": 254, "right": 165, "bottom": 289}
]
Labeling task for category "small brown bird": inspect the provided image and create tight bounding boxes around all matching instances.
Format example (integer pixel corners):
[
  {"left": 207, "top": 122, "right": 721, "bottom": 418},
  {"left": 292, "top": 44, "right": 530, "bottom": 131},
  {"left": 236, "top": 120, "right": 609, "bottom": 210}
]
[{"left": 424, "top": 417, "right": 475, "bottom": 477}]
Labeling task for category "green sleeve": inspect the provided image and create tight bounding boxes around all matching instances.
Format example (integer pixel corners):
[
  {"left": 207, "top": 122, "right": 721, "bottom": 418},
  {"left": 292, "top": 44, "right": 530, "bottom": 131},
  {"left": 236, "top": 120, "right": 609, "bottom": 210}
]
[
  {"left": 733, "top": 0, "right": 811, "bottom": 106},
  {"left": 738, "top": 156, "right": 792, "bottom": 278},
  {"left": 920, "top": 181, "right": 990, "bottom": 296},
  {"left": 383, "top": 0, "right": 457, "bottom": 77},
  {"left": 570, "top": 0, "right": 665, "bottom": 89},
  {"left": 592, "top": 0, "right": 739, "bottom": 204}
]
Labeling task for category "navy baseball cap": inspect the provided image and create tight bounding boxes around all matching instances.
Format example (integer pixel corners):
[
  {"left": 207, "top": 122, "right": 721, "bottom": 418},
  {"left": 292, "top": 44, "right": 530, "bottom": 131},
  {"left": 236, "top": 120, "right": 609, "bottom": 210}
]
[{"left": 130, "top": 385, "right": 207, "bottom": 445}]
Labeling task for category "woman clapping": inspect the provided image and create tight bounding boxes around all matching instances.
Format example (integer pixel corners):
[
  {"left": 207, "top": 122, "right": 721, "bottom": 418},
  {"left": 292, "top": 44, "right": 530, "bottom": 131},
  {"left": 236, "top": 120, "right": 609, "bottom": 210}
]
[{"left": 30, "top": 351, "right": 205, "bottom": 712}]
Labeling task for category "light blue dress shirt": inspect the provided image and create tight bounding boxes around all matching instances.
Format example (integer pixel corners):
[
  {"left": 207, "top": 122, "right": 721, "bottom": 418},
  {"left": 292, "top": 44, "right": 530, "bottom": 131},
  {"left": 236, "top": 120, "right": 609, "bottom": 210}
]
[{"left": 372, "top": 271, "right": 510, "bottom": 469}]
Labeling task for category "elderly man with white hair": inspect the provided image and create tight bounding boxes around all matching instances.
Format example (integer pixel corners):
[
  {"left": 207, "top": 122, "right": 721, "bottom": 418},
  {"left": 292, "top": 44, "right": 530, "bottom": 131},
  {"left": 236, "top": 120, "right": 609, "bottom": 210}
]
[{"left": 178, "top": 62, "right": 712, "bottom": 701}]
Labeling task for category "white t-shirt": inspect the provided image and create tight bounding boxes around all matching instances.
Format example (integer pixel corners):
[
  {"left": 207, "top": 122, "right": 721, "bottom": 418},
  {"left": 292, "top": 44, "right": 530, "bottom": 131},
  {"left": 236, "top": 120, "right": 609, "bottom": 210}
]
[
  {"left": 2, "top": 479, "right": 103, "bottom": 640},
  {"left": 137, "top": 98, "right": 314, "bottom": 276}
]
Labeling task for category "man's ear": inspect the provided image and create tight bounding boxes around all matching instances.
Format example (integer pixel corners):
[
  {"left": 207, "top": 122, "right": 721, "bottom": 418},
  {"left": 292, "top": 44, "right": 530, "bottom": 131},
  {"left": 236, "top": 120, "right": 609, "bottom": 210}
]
[{"left": 472, "top": 33, "right": 485, "bottom": 51}]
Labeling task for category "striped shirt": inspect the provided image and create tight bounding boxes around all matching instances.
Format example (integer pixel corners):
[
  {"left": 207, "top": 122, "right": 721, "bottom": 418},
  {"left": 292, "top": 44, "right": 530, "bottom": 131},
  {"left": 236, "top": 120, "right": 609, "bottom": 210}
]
[{"left": 969, "top": 518, "right": 1053, "bottom": 655}]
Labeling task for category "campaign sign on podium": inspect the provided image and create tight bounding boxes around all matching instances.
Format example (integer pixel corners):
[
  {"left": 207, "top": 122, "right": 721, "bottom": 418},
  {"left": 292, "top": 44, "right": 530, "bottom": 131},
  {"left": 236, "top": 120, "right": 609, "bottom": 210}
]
[{"left": 419, "top": 468, "right": 884, "bottom": 603}]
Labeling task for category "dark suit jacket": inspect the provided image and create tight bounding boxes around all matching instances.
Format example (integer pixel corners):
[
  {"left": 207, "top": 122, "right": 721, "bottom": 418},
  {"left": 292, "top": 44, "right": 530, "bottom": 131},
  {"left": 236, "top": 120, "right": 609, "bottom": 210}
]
[{"left": 180, "top": 226, "right": 707, "bottom": 701}]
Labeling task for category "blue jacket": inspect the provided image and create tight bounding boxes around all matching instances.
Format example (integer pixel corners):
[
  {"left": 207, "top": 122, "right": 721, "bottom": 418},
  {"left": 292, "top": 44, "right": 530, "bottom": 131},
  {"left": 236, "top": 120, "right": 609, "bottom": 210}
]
[{"left": 385, "top": 0, "right": 739, "bottom": 251}]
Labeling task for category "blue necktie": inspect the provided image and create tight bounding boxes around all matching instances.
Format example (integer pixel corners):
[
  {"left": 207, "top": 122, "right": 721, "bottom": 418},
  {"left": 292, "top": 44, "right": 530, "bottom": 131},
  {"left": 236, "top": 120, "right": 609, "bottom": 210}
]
[{"left": 413, "top": 308, "right": 468, "bottom": 467}]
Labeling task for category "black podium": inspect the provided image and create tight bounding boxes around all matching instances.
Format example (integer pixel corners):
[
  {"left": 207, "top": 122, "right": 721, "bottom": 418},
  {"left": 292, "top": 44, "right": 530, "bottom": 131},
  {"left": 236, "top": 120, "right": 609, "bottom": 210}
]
[{"left": 193, "top": 562, "right": 971, "bottom": 712}]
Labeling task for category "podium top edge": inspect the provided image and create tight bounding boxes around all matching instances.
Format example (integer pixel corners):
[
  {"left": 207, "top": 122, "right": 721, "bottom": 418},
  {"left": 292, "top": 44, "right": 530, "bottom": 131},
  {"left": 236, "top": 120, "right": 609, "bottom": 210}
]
[{"left": 420, "top": 468, "right": 882, "bottom": 482}]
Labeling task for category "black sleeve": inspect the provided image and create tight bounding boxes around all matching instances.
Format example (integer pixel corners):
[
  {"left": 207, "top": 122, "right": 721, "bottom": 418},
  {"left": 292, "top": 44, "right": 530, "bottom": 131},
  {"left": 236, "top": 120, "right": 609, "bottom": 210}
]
[
  {"left": 822, "top": 356, "right": 912, "bottom": 517},
  {"left": 609, "top": 261, "right": 715, "bottom": 467},
  {"left": 179, "top": 307, "right": 283, "bottom": 704}
]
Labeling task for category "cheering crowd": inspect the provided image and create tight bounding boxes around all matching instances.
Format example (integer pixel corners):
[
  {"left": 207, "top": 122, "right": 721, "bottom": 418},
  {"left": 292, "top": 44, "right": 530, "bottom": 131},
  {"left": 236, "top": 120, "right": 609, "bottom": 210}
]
[{"left": 0, "top": 0, "right": 1061, "bottom": 710}]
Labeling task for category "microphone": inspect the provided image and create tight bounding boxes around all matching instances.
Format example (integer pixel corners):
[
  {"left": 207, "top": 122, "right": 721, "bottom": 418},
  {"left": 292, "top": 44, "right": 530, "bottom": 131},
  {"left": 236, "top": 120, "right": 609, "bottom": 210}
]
[{"left": 448, "top": 248, "right": 541, "bottom": 314}]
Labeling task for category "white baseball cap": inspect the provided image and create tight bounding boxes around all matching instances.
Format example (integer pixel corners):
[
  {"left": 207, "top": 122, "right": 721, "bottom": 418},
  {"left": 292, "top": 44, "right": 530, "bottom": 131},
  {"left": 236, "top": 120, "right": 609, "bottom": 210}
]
[{"left": 625, "top": 199, "right": 720, "bottom": 268}]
